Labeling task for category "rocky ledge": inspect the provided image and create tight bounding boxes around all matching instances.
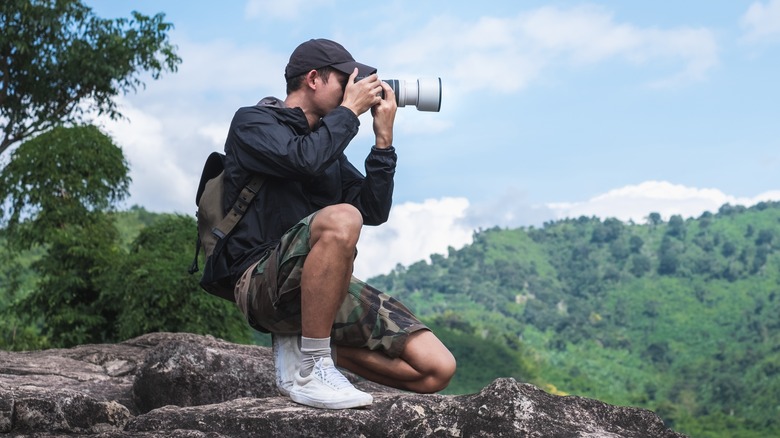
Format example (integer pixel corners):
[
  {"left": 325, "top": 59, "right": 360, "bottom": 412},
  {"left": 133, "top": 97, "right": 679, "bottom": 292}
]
[{"left": 0, "top": 332, "right": 686, "bottom": 437}]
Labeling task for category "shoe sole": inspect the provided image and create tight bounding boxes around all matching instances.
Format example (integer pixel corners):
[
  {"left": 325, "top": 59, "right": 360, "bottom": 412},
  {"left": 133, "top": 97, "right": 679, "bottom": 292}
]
[
  {"left": 277, "top": 384, "right": 292, "bottom": 397},
  {"left": 289, "top": 392, "right": 373, "bottom": 410}
]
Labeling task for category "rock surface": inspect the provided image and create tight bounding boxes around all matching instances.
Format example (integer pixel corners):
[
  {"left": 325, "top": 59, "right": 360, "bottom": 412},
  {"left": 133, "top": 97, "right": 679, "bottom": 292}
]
[{"left": 0, "top": 332, "right": 687, "bottom": 437}]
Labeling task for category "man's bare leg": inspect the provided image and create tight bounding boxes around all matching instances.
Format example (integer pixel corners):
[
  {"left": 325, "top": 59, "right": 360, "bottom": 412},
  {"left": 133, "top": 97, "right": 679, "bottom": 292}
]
[
  {"left": 273, "top": 205, "right": 360, "bottom": 399},
  {"left": 300, "top": 204, "right": 362, "bottom": 339},
  {"left": 288, "top": 204, "right": 373, "bottom": 409},
  {"left": 336, "top": 330, "right": 457, "bottom": 393}
]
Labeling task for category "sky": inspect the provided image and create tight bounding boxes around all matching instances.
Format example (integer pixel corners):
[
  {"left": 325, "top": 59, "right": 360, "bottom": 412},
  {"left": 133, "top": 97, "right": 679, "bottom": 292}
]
[{"left": 79, "top": 0, "right": 780, "bottom": 279}]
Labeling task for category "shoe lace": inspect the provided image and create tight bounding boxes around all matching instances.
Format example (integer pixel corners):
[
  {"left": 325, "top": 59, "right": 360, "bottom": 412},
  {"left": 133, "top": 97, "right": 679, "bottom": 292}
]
[{"left": 314, "top": 358, "right": 353, "bottom": 390}]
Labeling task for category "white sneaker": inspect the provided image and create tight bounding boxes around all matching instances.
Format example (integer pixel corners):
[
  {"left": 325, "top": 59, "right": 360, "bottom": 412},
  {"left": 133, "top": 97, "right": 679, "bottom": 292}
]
[
  {"left": 289, "top": 357, "right": 373, "bottom": 409},
  {"left": 272, "top": 333, "right": 302, "bottom": 396}
]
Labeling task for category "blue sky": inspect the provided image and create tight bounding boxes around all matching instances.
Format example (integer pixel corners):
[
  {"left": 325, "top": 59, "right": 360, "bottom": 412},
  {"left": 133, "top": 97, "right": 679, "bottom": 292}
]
[{"left": 83, "top": 1, "right": 780, "bottom": 278}]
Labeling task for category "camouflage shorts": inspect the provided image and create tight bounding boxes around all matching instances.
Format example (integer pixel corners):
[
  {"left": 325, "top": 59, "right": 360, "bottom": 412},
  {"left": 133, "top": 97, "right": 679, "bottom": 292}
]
[{"left": 234, "top": 212, "right": 427, "bottom": 358}]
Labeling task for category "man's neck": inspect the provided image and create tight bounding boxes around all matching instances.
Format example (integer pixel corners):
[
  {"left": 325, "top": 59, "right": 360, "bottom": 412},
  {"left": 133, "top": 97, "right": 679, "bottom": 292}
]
[{"left": 284, "top": 94, "right": 319, "bottom": 131}]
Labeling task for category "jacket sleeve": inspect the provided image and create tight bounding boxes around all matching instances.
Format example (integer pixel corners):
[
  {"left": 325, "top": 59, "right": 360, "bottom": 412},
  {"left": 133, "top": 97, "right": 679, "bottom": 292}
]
[
  {"left": 227, "top": 106, "right": 360, "bottom": 180},
  {"left": 343, "top": 146, "right": 397, "bottom": 226}
]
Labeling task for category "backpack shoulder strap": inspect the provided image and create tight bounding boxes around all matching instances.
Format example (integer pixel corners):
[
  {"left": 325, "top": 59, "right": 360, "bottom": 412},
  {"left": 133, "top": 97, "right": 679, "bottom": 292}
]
[{"left": 211, "top": 173, "right": 265, "bottom": 239}]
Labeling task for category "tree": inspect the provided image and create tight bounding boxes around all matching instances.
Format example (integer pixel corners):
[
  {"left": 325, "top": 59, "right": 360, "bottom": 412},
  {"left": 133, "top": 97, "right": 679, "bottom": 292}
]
[
  {"left": 0, "top": 0, "right": 180, "bottom": 154},
  {"left": 647, "top": 212, "right": 663, "bottom": 227},
  {"left": 0, "top": 125, "right": 130, "bottom": 347},
  {"left": 0, "top": 125, "right": 129, "bottom": 232},
  {"left": 629, "top": 235, "right": 644, "bottom": 253},
  {"left": 99, "top": 214, "right": 252, "bottom": 344},
  {"left": 755, "top": 229, "right": 774, "bottom": 246},
  {"left": 666, "top": 214, "right": 686, "bottom": 239},
  {"left": 14, "top": 209, "right": 122, "bottom": 346},
  {"left": 629, "top": 254, "right": 652, "bottom": 277},
  {"left": 658, "top": 236, "right": 682, "bottom": 275}
]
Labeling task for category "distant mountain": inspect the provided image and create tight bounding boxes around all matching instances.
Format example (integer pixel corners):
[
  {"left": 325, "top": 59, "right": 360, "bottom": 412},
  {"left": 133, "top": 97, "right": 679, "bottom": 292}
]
[{"left": 368, "top": 202, "right": 780, "bottom": 438}]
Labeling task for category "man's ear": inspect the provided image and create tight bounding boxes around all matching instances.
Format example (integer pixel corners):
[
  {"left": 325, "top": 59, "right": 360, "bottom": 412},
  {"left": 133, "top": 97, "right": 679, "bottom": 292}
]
[{"left": 305, "top": 70, "right": 318, "bottom": 90}]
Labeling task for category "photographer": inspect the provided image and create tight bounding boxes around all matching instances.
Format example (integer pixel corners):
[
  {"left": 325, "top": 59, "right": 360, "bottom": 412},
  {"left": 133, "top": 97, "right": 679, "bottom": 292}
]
[{"left": 221, "top": 39, "right": 456, "bottom": 409}]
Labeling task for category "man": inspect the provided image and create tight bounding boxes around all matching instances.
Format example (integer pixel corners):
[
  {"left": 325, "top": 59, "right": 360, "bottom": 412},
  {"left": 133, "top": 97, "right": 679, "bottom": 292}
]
[{"left": 222, "top": 38, "right": 455, "bottom": 409}]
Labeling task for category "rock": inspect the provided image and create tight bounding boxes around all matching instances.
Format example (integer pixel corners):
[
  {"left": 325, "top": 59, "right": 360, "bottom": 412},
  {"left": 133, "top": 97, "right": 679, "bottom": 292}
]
[
  {"left": 0, "top": 332, "right": 687, "bottom": 437},
  {"left": 10, "top": 388, "right": 131, "bottom": 434},
  {"left": 132, "top": 334, "right": 277, "bottom": 413}
]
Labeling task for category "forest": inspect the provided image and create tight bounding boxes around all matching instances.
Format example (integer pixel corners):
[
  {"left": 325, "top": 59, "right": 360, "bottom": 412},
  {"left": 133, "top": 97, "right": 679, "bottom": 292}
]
[{"left": 369, "top": 201, "right": 780, "bottom": 438}]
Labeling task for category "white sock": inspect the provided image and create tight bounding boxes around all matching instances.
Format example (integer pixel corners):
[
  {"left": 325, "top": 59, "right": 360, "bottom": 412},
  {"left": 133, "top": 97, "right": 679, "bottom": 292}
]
[{"left": 299, "top": 336, "right": 331, "bottom": 377}]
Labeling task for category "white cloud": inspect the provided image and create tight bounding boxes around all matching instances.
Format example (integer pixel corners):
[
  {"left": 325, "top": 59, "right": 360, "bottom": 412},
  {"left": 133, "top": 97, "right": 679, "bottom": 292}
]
[
  {"left": 354, "top": 197, "right": 473, "bottom": 279},
  {"left": 97, "top": 100, "right": 211, "bottom": 214},
  {"left": 547, "top": 181, "right": 780, "bottom": 223},
  {"left": 460, "top": 187, "right": 557, "bottom": 229},
  {"left": 642, "top": 28, "right": 720, "bottom": 87},
  {"left": 197, "top": 123, "right": 229, "bottom": 148},
  {"left": 741, "top": 0, "right": 780, "bottom": 43},
  {"left": 521, "top": 6, "right": 641, "bottom": 61},
  {"left": 377, "top": 5, "right": 718, "bottom": 97},
  {"left": 147, "top": 36, "right": 285, "bottom": 95}
]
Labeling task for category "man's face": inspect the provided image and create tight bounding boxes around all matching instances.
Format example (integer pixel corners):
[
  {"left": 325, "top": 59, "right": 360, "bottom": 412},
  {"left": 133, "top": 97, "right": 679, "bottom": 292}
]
[{"left": 318, "top": 69, "right": 348, "bottom": 114}]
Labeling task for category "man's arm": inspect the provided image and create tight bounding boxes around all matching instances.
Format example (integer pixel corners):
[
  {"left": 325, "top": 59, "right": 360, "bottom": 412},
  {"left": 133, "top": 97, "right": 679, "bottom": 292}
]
[
  {"left": 342, "top": 147, "right": 396, "bottom": 225},
  {"left": 371, "top": 80, "right": 397, "bottom": 149},
  {"left": 343, "top": 81, "right": 399, "bottom": 225},
  {"left": 226, "top": 105, "right": 360, "bottom": 180}
]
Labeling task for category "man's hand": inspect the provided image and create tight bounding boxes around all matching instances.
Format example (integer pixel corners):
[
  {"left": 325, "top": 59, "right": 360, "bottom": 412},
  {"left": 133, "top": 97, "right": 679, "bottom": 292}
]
[
  {"left": 372, "top": 81, "right": 397, "bottom": 149},
  {"left": 341, "top": 68, "right": 382, "bottom": 117}
]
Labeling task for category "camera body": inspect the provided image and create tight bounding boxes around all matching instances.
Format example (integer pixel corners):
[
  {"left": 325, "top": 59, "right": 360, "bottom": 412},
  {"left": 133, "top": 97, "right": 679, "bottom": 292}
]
[{"left": 356, "top": 77, "right": 442, "bottom": 112}]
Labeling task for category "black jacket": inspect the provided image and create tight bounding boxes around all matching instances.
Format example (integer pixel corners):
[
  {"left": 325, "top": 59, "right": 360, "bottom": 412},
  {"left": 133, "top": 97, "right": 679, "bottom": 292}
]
[{"left": 221, "top": 97, "right": 397, "bottom": 283}]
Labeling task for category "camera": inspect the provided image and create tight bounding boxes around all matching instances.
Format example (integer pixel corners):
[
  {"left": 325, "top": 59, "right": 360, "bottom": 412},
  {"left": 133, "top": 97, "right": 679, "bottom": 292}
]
[
  {"left": 383, "top": 78, "right": 442, "bottom": 112},
  {"left": 356, "top": 77, "right": 442, "bottom": 112}
]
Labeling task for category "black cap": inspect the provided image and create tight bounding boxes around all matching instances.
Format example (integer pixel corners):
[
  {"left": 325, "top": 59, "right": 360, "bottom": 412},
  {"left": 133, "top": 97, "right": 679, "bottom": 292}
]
[{"left": 284, "top": 39, "right": 376, "bottom": 80}]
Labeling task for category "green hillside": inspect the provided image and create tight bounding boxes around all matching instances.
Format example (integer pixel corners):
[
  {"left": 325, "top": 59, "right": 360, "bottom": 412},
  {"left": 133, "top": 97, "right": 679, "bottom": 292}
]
[{"left": 369, "top": 202, "right": 780, "bottom": 438}]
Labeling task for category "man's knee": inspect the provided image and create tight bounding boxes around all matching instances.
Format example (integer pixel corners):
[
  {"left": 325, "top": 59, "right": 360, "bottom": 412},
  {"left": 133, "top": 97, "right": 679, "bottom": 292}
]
[
  {"left": 312, "top": 204, "right": 363, "bottom": 248},
  {"left": 322, "top": 203, "right": 362, "bottom": 227},
  {"left": 404, "top": 331, "right": 457, "bottom": 393},
  {"left": 423, "top": 350, "right": 457, "bottom": 393}
]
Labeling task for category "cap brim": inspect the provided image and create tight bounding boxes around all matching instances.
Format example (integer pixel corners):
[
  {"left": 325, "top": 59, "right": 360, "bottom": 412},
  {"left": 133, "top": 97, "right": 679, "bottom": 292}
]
[{"left": 330, "top": 61, "right": 377, "bottom": 79}]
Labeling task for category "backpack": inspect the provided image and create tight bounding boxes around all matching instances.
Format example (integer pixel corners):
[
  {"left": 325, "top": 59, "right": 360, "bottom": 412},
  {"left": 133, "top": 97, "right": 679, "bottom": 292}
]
[{"left": 189, "top": 152, "right": 264, "bottom": 301}]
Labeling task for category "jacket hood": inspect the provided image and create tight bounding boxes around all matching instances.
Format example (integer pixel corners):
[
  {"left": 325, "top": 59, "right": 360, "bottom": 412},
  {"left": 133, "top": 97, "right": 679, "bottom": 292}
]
[{"left": 256, "top": 96, "right": 309, "bottom": 134}]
